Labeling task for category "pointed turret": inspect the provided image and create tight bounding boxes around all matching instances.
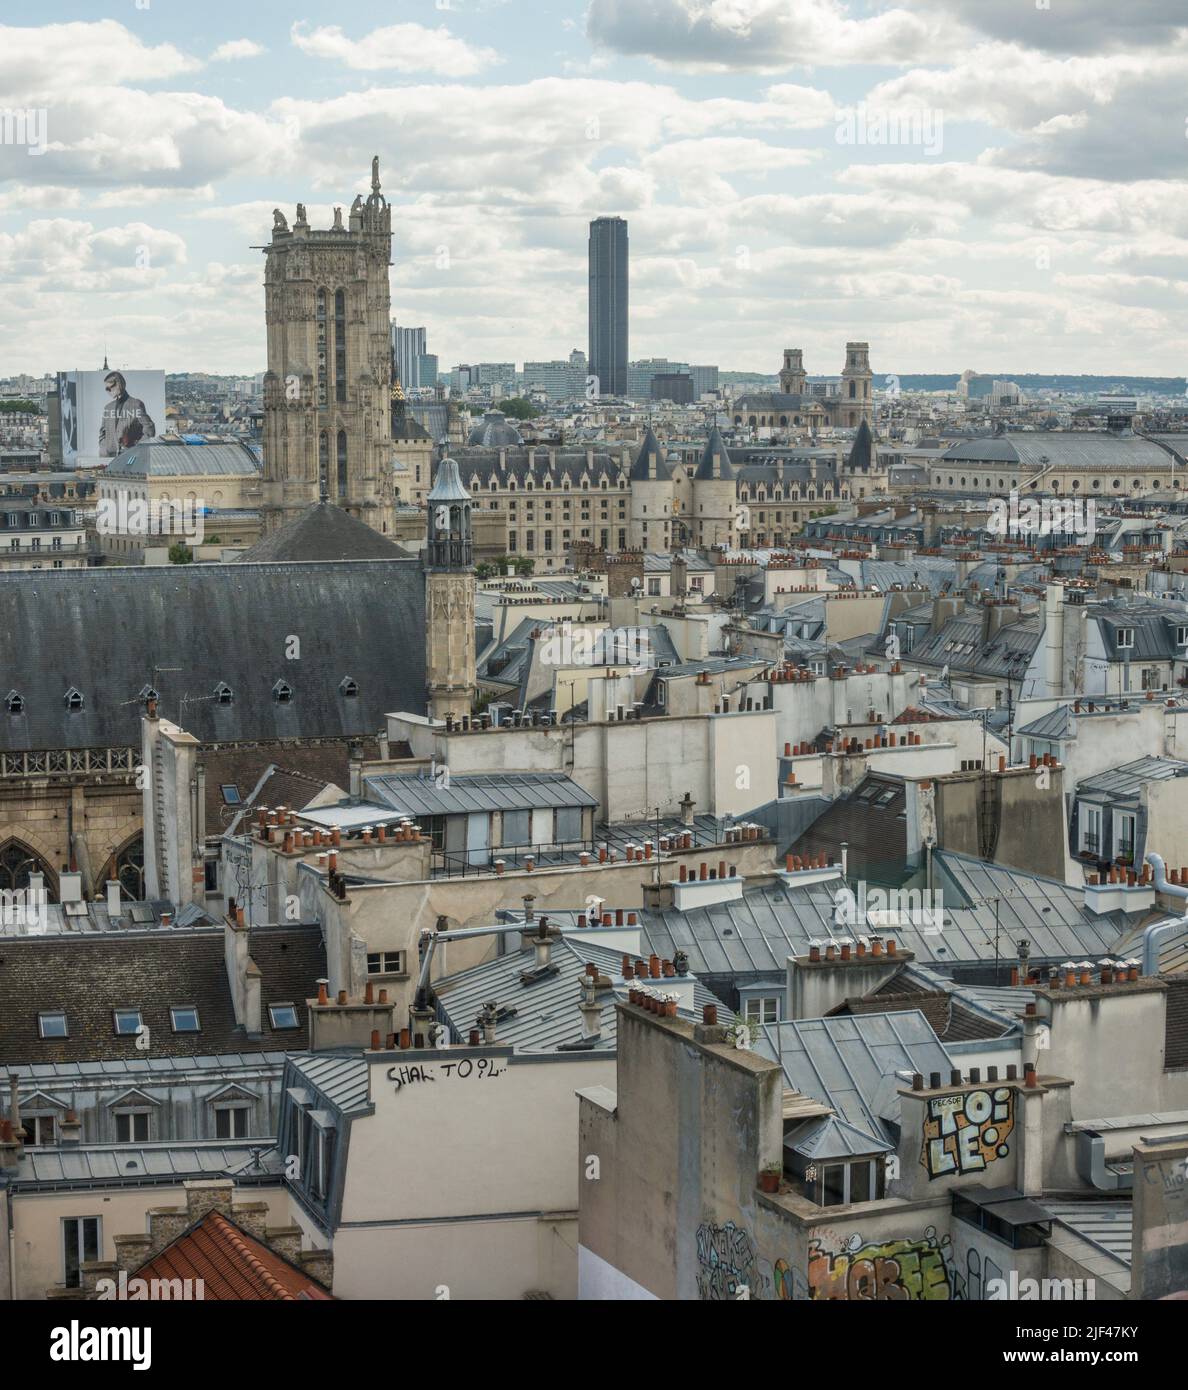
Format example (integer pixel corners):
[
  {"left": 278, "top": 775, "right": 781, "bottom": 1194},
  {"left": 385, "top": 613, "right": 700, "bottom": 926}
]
[
  {"left": 847, "top": 418, "right": 874, "bottom": 473},
  {"left": 695, "top": 426, "right": 733, "bottom": 481},
  {"left": 630, "top": 426, "right": 671, "bottom": 482}
]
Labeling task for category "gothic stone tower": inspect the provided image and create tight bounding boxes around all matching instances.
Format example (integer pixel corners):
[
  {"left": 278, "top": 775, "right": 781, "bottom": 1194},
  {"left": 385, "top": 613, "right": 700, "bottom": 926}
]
[
  {"left": 840, "top": 341, "right": 874, "bottom": 428},
  {"left": 261, "top": 157, "right": 395, "bottom": 534},
  {"left": 424, "top": 456, "right": 477, "bottom": 721}
]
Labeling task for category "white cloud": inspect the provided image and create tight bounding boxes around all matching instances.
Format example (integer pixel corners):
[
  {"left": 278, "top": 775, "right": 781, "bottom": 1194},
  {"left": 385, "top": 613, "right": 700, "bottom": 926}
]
[
  {"left": 211, "top": 39, "right": 266, "bottom": 62},
  {"left": 290, "top": 21, "right": 500, "bottom": 76}
]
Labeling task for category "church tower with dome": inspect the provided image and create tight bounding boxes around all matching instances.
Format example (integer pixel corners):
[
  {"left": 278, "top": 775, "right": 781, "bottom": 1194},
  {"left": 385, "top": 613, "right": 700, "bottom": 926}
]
[{"left": 260, "top": 157, "right": 396, "bottom": 535}]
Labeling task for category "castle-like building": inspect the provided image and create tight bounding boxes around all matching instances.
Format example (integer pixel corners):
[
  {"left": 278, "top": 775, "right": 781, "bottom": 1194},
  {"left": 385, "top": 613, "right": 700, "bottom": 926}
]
[{"left": 260, "top": 158, "right": 398, "bottom": 534}]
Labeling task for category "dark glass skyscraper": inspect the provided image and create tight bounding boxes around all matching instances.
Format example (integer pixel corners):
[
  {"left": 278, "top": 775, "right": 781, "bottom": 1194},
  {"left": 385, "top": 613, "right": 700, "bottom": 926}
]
[{"left": 588, "top": 217, "right": 628, "bottom": 398}]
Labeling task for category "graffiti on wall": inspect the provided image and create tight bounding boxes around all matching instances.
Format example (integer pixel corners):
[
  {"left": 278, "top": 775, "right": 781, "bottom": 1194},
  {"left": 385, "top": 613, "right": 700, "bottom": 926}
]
[
  {"left": 695, "top": 1221, "right": 760, "bottom": 1300},
  {"left": 921, "top": 1087, "right": 1014, "bottom": 1180},
  {"left": 800, "top": 1227, "right": 964, "bottom": 1301}
]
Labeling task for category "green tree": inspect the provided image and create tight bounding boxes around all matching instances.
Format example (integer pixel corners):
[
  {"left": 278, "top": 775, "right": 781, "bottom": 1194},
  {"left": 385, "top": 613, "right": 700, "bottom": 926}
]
[
  {"left": 168, "top": 542, "right": 194, "bottom": 565},
  {"left": 498, "top": 397, "right": 543, "bottom": 421}
]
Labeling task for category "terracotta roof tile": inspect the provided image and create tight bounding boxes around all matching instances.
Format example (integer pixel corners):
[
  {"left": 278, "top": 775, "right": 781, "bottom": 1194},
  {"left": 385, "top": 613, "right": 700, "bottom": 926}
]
[{"left": 135, "top": 1210, "right": 332, "bottom": 1300}]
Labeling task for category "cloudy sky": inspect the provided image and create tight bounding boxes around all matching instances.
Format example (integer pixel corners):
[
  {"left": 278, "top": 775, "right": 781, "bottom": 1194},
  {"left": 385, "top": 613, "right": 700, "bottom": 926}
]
[{"left": 1, "top": 1, "right": 1186, "bottom": 378}]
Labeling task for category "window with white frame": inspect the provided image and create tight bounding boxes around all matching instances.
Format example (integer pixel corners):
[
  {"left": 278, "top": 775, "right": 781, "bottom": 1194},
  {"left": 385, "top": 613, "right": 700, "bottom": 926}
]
[
  {"left": 25, "top": 1114, "right": 57, "bottom": 1146},
  {"left": 38, "top": 1011, "right": 67, "bottom": 1038},
  {"left": 268, "top": 1002, "right": 300, "bottom": 1030},
  {"left": 214, "top": 1103, "right": 251, "bottom": 1139},
  {"left": 1116, "top": 627, "right": 1135, "bottom": 649},
  {"left": 365, "top": 951, "right": 406, "bottom": 976},
  {"left": 114, "top": 1110, "right": 150, "bottom": 1143},
  {"left": 744, "top": 996, "right": 779, "bottom": 1024}
]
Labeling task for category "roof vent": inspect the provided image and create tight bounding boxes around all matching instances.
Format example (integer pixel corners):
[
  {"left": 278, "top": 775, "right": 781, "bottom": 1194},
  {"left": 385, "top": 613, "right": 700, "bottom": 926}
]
[
  {"left": 6, "top": 691, "right": 23, "bottom": 714},
  {"left": 272, "top": 679, "right": 293, "bottom": 703},
  {"left": 214, "top": 682, "right": 233, "bottom": 704},
  {"left": 339, "top": 676, "right": 359, "bottom": 698},
  {"left": 64, "top": 687, "right": 84, "bottom": 711}
]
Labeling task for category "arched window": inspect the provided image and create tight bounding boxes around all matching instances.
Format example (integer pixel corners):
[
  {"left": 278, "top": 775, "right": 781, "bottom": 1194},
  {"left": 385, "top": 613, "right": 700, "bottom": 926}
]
[
  {"left": 0, "top": 839, "right": 56, "bottom": 900},
  {"left": 319, "top": 432, "right": 329, "bottom": 496},
  {"left": 334, "top": 289, "right": 347, "bottom": 403},
  {"left": 337, "top": 431, "right": 348, "bottom": 500},
  {"left": 111, "top": 835, "right": 145, "bottom": 902}
]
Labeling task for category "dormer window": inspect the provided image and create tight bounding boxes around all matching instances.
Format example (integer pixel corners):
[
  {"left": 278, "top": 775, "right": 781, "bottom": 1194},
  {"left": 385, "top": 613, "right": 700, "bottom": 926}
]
[
  {"left": 6, "top": 691, "right": 23, "bottom": 714},
  {"left": 273, "top": 680, "right": 293, "bottom": 703},
  {"left": 65, "top": 687, "right": 84, "bottom": 711},
  {"left": 1117, "top": 628, "right": 1135, "bottom": 650},
  {"left": 138, "top": 685, "right": 159, "bottom": 702},
  {"left": 339, "top": 677, "right": 359, "bottom": 698},
  {"left": 214, "top": 682, "right": 233, "bottom": 704}
]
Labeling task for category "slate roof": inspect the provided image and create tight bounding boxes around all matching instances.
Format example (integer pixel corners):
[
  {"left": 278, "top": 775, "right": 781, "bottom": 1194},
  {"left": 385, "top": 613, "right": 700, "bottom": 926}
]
[
  {"left": 133, "top": 1209, "right": 332, "bottom": 1299},
  {"left": 467, "top": 411, "right": 523, "bottom": 448},
  {"left": 789, "top": 774, "right": 910, "bottom": 887},
  {"left": 1165, "top": 977, "right": 1188, "bottom": 1067},
  {"left": 234, "top": 503, "right": 413, "bottom": 562},
  {"left": 630, "top": 427, "right": 671, "bottom": 482},
  {"left": 0, "top": 925, "right": 325, "bottom": 1063},
  {"left": 754, "top": 1010, "right": 953, "bottom": 1146},
  {"left": 905, "top": 611, "right": 1041, "bottom": 679},
  {"left": 847, "top": 419, "right": 875, "bottom": 472},
  {"left": 0, "top": 560, "right": 426, "bottom": 750},
  {"left": 695, "top": 426, "right": 733, "bottom": 481},
  {"left": 105, "top": 440, "right": 261, "bottom": 477}
]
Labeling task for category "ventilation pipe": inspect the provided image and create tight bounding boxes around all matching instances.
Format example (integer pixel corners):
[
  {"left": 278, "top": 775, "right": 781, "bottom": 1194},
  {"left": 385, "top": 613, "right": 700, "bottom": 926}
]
[{"left": 1142, "top": 852, "right": 1188, "bottom": 975}]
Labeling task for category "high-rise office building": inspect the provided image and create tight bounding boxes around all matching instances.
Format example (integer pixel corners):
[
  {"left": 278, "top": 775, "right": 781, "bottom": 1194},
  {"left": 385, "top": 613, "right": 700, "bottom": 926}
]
[
  {"left": 416, "top": 353, "right": 439, "bottom": 389},
  {"left": 392, "top": 324, "right": 428, "bottom": 389},
  {"left": 588, "top": 217, "right": 628, "bottom": 398}
]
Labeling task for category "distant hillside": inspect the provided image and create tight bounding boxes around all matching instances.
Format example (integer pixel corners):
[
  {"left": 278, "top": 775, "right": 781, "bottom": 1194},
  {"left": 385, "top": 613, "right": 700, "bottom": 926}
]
[{"left": 881, "top": 373, "right": 1187, "bottom": 396}]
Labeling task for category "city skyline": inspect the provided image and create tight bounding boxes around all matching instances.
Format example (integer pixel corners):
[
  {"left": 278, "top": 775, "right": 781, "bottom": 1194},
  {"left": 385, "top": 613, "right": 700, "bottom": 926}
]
[{"left": 2, "top": 4, "right": 1187, "bottom": 379}]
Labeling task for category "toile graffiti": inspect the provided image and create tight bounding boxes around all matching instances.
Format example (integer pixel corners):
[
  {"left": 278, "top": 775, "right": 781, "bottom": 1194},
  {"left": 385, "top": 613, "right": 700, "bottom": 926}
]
[
  {"left": 801, "top": 1228, "right": 963, "bottom": 1301},
  {"left": 695, "top": 1221, "right": 759, "bottom": 1300},
  {"left": 921, "top": 1087, "right": 1014, "bottom": 1179}
]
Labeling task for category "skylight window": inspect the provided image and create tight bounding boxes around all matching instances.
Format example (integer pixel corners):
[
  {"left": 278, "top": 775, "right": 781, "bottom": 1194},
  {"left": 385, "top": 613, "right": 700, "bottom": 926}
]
[
  {"left": 220, "top": 784, "right": 242, "bottom": 805},
  {"left": 113, "top": 1009, "right": 143, "bottom": 1036},
  {"left": 268, "top": 1003, "right": 299, "bottom": 1030},
  {"left": 170, "top": 1006, "right": 200, "bottom": 1033},
  {"left": 38, "top": 1011, "right": 67, "bottom": 1038}
]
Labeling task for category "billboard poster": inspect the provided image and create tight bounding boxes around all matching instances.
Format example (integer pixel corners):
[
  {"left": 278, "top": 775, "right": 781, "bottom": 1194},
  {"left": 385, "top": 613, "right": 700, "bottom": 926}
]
[{"left": 57, "top": 368, "right": 166, "bottom": 464}]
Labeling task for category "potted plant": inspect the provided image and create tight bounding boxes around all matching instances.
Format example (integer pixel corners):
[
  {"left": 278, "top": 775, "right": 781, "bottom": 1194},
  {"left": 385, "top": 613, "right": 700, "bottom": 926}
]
[{"left": 759, "top": 1164, "right": 782, "bottom": 1194}]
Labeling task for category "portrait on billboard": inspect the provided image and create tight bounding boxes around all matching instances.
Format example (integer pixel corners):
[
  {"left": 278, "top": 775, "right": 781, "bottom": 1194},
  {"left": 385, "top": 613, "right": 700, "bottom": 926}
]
[
  {"left": 58, "top": 372, "right": 78, "bottom": 461},
  {"left": 98, "top": 370, "right": 157, "bottom": 456}
]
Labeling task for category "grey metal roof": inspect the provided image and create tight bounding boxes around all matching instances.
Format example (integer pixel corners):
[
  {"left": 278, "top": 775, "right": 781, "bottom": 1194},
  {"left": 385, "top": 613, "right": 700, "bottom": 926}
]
[
  {"left": 0, "top": 560, "right": 426, "bottom": 750},
  {"left": 10, "top": 1140, "right": 269, "bottom": 1188},
  {"left": 1078, "top": 755, "right": 1188, "bottom": 802},
  {"left": 1016, "top": 705, "right": 1073, "bottom": 741},
  {"left": 106, "top": 440, "right": 261, "bottom": 477},
  {"left": 784, "top": 1112, "right": 893, "bottom": 1160},
  {"left": 1043, "top": 1202, "right": 1133, "bottom": 1270},
  {"left": 427, "top": 456, "right": 472, "bottom": 502},
  {"left": 286, "top": 1052, "right": 372, "bottom": 1115},
  {"left": 642, "top": 549, "right": 714, "bottom": 573},
  {"left": 12, "top": 1051, "right": 289, "bottom": 1082},
  {"left": 637, "top": 851, "right": 1131, "bottom": 976},
  {"left": 754, "top": 1010, "right": 953, "bottom": 1146},
  {"left": 629, "top": 427, "right": 672, "bottom": 482},
  {"left": 433, "top": 935, "right": 720, "bottom": 1054},
  {"left": 364, "top": 771, "right": 597, "bottom": 818}
]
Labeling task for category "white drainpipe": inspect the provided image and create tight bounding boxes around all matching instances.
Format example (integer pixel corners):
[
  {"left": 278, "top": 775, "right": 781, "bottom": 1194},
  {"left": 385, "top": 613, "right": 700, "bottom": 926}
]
[{"left": 1141, "top": 852, "right": 1188, "bottom": 975}]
